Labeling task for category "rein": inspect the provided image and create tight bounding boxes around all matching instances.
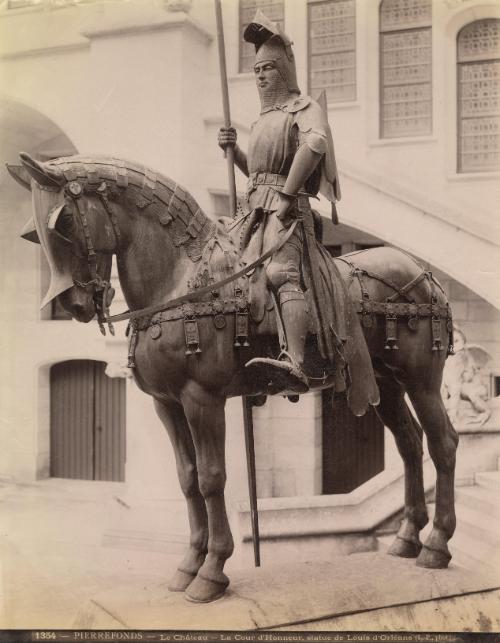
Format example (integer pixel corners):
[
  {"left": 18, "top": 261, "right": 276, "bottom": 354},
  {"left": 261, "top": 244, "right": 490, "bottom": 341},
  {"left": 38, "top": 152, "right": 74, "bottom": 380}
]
[{"left": 107, "top": 218, "right": 299, "bottom": 324}]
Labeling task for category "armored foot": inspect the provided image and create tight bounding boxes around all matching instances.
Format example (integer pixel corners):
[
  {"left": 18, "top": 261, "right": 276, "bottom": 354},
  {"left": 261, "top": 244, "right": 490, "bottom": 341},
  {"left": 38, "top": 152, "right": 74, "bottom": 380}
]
[
  {"left": 246, "top": 357, "right": 308, "bottom": 394},
  {"left": 416, "top": 528, "right": 452, "bottom": 568},
  {"left": 388, "top": 519, "right": 423, "bottom": 558}
]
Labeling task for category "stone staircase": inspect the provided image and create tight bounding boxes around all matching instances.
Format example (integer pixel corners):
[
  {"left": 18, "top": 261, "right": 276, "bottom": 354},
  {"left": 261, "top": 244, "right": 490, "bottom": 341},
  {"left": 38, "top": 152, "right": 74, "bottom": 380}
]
[{"left": 378, "top": 463, "right": 500, "bottom": 576}]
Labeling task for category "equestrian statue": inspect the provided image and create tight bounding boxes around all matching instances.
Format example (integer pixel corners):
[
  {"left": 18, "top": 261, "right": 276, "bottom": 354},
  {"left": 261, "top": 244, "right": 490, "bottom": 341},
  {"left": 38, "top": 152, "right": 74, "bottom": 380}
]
[{"left": 8, "top": 10, "right": 458, "bottom": 604}]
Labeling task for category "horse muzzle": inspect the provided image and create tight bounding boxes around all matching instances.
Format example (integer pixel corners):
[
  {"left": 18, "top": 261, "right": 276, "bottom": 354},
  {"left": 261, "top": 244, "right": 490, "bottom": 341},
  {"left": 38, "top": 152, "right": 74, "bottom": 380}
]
[{"left": 59, "top": 286, "right": 96, "bottom": 323}]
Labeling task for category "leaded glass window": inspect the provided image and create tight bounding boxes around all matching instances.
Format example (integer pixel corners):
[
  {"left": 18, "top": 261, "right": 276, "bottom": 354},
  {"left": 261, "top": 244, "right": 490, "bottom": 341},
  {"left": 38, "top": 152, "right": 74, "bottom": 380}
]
[
  {"left": 379, "top": 0, "right": 432, "bottom": 138},
  {"left": 308, "top": 0, "right": 356, "bottom": 103},
  {"left": 239, "top": 0, "right": 284, "bottom": 73},
  {"left": 457, "top": 19, "right": 500, "bottom": 173}
]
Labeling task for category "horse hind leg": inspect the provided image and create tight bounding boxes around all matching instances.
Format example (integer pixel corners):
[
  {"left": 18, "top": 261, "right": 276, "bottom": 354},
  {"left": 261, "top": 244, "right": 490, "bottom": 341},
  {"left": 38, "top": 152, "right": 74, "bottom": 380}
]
[
  {"left": 154, "top": 399, "right": 208, "bottom": 592},
  {"left": 181, "top": 383, "right": 234, "bottom": 603},
  {"left": 375, "top": 375, "right": 429, "bottom": 558},
  {"left": 406, "top": 380, "right": 459, "bottom": 569}
]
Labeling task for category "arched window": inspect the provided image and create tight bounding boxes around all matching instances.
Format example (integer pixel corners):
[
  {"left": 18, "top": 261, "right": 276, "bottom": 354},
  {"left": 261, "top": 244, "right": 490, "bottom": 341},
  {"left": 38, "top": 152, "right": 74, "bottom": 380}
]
[
  {"left": 457, "top": 19, "right": 500, "bottom": 173},
  {"left": 308, "top": 0, "right": 356, "bottom": 103},
  {"left": 239, "top": 0, "right": 284, "bottom": 73},
  {"left": 379, "top": 0, "right": 432, "bottom": 138}
]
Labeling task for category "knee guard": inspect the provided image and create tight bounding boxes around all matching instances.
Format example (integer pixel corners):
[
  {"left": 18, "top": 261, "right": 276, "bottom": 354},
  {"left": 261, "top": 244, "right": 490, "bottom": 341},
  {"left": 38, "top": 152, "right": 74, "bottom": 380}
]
[
  {"left": 266, "top": 258, "right": 301, "bottom": 291},
  {"left": 278, "top": 284, "right": 306, "bottom": 306}
]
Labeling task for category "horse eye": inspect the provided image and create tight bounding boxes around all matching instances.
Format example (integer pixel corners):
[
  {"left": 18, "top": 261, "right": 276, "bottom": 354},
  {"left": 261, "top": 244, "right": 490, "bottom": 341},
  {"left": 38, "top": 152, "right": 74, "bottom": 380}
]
[{"left": 55, "top": 208, "right": 75, "bottom": 238}]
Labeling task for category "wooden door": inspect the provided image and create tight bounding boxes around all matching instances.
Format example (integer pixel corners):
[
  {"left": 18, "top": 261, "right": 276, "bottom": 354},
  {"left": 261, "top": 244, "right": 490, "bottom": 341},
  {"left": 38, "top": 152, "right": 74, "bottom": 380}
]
[
  {"left": 50, "top": 360, "right": 125, "bottom": 481},
  {"left": 322, "top": 390, "right": 384, "bottom": 494}
]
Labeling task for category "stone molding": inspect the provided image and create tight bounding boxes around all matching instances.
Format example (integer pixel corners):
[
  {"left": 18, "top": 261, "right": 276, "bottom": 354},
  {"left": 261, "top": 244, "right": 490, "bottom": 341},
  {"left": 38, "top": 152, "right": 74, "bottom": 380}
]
[
  {"left": 0, "top": 3, "right": 211, "bottom": 60},
  {"left": 234, "top": 457, "right": 435, "bottom": 542}
]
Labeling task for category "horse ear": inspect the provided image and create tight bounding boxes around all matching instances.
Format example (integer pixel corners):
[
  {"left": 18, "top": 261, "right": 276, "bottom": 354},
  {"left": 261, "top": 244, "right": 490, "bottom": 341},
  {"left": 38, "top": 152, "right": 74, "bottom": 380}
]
[
  {"left": 20, "top": 217, "right": 40, "bottom": 244},
  {"left": 19, "top": 152, "right": 63, "bottom": 189},
  {"left": 6, "top": 163, "right": 32, "bottom": 191}
]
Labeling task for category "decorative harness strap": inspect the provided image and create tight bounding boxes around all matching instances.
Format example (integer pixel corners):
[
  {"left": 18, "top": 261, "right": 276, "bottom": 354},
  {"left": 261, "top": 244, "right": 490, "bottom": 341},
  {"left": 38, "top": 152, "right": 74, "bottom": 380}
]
[{"left": 337, "top": 255, "right": 454, "bottom": 355}]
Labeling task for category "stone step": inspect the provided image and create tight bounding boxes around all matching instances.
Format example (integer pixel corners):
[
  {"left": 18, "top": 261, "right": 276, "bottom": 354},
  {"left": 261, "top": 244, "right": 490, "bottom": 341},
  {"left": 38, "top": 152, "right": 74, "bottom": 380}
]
[
  {"left": 377, "top": 497, "right": 500, "bottom": 574},
  {"left": 475, "top": 471, "right": 500, "bottom": 493},
  {"left": 455, "top": 485, "right": 500, "bottom": 519}
]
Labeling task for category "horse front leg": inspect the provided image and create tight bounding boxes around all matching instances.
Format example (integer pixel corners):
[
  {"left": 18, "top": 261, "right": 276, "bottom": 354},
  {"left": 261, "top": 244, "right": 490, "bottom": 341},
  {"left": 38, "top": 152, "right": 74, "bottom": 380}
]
[
  {"left": 407, "top": 382, "right": 459, "bottom": 569},
  {"left": 375, "top": 376, "right": 428, "bottom": 558},
  {"left": 154, "top": 399, "right": 208, "bottom": 592},
  {"left": 181, "top": 383, "right": 234, "bottom": 603}
]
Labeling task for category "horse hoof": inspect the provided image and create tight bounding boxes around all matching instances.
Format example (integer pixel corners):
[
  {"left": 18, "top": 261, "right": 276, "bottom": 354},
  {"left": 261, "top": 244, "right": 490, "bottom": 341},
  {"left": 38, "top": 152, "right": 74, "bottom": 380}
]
[
  {"left": 388, "top": 536, "right": 422, "bottom": 558},
  {"left": 416, "top": 545, "right": 451, "bottom": 569},
  {"left": 168, "top": 568, "right": 196, "bottom": 592},
  {"left": 184, "top": 572, "right": 229, "bottom": 603}
]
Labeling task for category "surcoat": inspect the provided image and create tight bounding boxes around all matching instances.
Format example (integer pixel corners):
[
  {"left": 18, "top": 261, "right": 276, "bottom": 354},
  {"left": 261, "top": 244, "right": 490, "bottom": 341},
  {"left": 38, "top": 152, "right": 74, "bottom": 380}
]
[{"left": 245, "top": 95, "right": 340, "bottom": 214}]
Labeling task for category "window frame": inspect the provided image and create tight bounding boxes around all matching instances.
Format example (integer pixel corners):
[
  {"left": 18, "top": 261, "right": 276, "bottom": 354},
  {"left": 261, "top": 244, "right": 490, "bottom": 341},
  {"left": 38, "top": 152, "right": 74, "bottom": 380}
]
[
  {"left": 378, "top": 0, "right": 433, "bottom": 140},
  {"left": 307, "top": 0, "right": 357, "bottom": 104},
  {"left": 456, "top": 18, "right": 500, "bottom": 174}
]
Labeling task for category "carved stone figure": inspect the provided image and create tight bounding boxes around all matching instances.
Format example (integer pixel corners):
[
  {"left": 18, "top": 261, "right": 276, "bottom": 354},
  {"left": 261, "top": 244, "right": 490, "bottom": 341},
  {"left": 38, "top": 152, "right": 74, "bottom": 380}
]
[
  {"left": 442, "top": 325, "right": 492, "bottom": 426},
  {"left": 11, "top": 150, "right": 458, "bottom": 603}
]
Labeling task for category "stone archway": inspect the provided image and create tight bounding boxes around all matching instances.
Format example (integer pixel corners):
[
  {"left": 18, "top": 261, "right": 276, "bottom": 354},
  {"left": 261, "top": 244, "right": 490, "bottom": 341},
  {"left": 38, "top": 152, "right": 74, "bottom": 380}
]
[{"left": 0, "top": 96, "right": 78, "bottom": 481}]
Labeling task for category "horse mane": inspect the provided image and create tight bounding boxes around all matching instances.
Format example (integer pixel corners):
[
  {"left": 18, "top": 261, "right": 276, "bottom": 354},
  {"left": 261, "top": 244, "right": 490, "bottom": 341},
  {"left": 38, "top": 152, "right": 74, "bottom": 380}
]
[{"left": 47, "top": 155, "right": 217, "bottom": 263}]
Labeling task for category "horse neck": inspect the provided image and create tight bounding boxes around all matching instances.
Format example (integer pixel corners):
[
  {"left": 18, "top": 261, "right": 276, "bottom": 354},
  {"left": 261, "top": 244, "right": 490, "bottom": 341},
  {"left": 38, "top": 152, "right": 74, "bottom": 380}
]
[{"left": 114, "top": 203, "right": 197, "bottom": 311}]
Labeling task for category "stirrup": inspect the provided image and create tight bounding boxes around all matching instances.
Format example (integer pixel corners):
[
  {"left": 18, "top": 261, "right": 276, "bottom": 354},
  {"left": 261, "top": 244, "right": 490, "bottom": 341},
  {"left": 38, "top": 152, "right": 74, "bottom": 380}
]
[{"left": 245, "top": 356, "right": 309, "bottom": 394}]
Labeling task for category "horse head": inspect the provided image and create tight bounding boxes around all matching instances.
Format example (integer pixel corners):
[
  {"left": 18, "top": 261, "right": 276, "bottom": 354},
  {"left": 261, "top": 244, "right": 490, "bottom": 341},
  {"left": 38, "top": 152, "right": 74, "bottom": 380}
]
[{"left": 9, "top": 153, "right": 117, "bottom": 328}]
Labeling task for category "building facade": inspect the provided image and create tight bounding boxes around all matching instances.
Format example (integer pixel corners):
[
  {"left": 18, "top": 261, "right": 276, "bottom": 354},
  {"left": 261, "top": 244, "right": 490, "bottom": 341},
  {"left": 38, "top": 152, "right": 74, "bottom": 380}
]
[{"left": 1, "top": 0, "right": 499, "bottom": 561}]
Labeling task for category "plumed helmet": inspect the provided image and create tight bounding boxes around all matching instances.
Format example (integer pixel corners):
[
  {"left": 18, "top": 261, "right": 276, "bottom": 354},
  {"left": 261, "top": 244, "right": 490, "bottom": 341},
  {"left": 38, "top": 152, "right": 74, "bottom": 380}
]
[{"left": 243, "top": 10, "right": 300, "bottom": 94}]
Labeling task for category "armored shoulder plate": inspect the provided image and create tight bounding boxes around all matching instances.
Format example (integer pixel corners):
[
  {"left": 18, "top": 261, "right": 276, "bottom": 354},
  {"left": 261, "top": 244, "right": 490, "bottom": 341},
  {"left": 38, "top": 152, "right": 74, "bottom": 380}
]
[{"left": 283, "top": 95, "right": 311, "bottom": 114}]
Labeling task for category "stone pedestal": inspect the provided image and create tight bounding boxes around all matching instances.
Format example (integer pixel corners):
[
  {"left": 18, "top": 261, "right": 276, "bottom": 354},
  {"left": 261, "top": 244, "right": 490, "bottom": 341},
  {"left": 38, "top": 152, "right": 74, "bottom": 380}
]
[{"left": 74, "top": 551, "right": 500, "bottom": 631}]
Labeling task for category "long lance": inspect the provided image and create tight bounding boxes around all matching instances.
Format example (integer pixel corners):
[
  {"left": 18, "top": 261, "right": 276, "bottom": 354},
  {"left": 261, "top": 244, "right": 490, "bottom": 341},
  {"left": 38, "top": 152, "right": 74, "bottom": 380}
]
[
  {"left": 214, "top": 0, "right": 237, "bottom": 216},
  {"left": 214, "top": 0, "right": 260, "bottom": 567}
]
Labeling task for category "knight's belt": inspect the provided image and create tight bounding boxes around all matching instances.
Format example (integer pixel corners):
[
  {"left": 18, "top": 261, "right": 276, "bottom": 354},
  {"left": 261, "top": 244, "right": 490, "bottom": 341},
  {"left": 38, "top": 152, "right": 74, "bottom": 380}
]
[{"left": 247, "top": 172, "right": 310, "bottom": 196}]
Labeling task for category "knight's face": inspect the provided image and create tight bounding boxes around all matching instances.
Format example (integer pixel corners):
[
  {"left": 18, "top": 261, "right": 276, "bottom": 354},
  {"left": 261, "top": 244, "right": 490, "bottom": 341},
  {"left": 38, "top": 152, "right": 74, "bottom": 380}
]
[
  {"left": 254, "top": 59, "right": 290, "bottom": 109},
  {"left": 254, "top": 61, "right": 281, "bottom": 89}
]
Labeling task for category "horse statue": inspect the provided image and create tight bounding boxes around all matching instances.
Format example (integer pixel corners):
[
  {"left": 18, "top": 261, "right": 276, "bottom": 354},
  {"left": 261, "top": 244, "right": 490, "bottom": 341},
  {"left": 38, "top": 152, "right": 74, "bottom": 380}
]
[{"left": 10, "top": 153, "right": 459, "bottom": 604}]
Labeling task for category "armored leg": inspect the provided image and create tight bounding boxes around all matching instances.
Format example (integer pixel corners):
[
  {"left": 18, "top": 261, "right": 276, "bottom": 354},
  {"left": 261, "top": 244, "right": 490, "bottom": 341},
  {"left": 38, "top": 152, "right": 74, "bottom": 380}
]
[
  {"left": 278, "top": 284, "right": 308, "bottom": 380},
  {"left": 246, "top": 232, "right": 309, "bottom": 392}
]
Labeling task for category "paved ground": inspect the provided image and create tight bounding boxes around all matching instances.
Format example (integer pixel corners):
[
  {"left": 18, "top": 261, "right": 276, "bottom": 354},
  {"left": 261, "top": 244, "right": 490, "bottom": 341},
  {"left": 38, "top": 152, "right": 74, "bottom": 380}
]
[{"left": 0, "top": 479, "right": 189, "bottom": 629}]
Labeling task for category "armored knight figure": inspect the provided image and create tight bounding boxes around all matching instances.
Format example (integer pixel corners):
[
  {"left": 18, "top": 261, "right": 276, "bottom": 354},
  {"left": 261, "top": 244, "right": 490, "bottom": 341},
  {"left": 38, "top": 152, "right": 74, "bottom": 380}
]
[{"left": 218, "top": 11, "right": 341, "bottom": 393}]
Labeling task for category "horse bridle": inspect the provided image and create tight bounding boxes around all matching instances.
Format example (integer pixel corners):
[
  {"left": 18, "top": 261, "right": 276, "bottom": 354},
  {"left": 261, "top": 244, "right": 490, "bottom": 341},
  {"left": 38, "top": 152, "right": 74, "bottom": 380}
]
[
  {"left": 61, "top": 179, "right": 300, "bottom": 332},
  {"left": 64, "top": 180, "right": 120, "bottom": 336}
]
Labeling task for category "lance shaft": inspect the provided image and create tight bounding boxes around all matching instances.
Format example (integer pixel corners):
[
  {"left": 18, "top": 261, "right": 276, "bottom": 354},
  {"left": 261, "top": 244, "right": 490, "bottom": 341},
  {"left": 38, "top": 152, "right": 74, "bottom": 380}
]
[{"left": 215, "top": 0, "right": 237, "bottom": 216}]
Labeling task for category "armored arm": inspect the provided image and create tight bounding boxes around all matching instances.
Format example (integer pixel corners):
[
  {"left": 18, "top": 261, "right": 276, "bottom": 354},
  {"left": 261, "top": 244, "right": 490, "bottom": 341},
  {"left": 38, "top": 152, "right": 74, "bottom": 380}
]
[
  {"left": 282, "top": 143, "right": 322, "bottom": 197},
  {"left": 273, "top": 128, "right": 324, "bottom": 221},
  {"left": 218, "top": 127, "right": 249, "bottom": 177}
]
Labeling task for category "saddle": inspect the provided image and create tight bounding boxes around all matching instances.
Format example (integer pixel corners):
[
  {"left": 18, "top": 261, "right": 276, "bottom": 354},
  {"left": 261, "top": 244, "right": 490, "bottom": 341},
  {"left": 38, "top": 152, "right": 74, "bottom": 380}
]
[{"left": 225, "top": 211, "right": 380, "bottom": 415}]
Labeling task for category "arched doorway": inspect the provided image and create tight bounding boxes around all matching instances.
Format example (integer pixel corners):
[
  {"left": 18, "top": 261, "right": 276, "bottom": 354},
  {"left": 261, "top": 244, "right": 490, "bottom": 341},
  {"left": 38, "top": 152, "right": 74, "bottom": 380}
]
[{"left": 50, "top": 360, "right": 126, "bottom": 482}]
